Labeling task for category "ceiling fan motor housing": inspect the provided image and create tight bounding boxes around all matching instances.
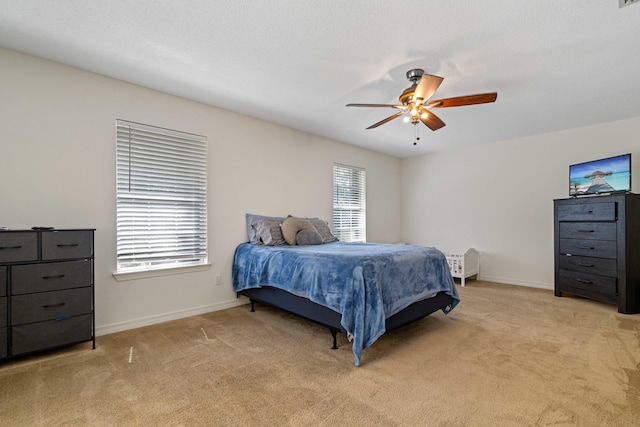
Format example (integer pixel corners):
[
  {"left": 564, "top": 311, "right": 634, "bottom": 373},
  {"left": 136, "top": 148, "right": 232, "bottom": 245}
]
[{"left": 399, "top": 69, "right": 425, "bottom": 104}]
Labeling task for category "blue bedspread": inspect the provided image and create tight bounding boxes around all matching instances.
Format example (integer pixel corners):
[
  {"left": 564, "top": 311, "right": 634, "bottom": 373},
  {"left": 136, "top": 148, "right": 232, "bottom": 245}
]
[{"left": 232, "top": 242, "right": 459, "bottom": 366}]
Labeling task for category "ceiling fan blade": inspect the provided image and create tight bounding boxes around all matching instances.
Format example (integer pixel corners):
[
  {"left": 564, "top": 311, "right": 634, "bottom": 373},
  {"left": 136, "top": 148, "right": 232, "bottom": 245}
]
[
  {"left": 366, "top": 111, "right": 405, "bottom": 129},
  {"left": 420, "top": 110, "right": 446, "bottom": 131},
  {"left": 346, "top": 103, "right": 406, "bottom": 109},
  {"left": 413, "top": 74, "right": 444, "bottom": 105},
  {"left": 428, "top": 92, "right": 498, "bottom": 108}
]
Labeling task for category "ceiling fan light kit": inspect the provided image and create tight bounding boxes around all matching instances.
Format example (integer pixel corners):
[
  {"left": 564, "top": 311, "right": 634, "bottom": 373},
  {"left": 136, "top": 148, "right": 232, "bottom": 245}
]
[{"left": 346, "top": 68, "right": 497, "bottom": 145}]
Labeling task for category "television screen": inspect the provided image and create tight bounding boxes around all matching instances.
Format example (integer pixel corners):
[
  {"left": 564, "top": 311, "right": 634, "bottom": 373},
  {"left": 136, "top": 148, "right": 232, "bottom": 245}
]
[{"left": 569, "top": 153, "right": 631, "bottom": 196}]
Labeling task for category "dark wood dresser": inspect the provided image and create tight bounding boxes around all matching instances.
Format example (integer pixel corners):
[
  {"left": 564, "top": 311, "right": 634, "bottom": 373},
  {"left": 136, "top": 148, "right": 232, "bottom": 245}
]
[
  {"left": 0, "top": 229, "right": 95, "bottom": 360},
  {"left": 554, "top": 194, "right": 640, "bottom": 314}
]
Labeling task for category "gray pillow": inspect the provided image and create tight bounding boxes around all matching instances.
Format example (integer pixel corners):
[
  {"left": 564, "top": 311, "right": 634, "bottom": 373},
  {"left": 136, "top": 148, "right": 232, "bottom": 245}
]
[
  {"left": 296, "top": 229, "right": 323, "bottom": 245},
  {"left": 246, "top": 213, "right": 285, "bottom": 244},
  {"left": 252, "top": 218, "right": 286, "bottom": 245},
  {"left": 307, "top": 218, "right": 338, "bottom": 243}
]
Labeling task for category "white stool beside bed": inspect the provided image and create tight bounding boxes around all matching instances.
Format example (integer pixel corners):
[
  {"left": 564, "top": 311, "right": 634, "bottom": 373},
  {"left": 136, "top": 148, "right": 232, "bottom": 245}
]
[{"left": 445, "top": 248, "right": 480, "bottom": 287}]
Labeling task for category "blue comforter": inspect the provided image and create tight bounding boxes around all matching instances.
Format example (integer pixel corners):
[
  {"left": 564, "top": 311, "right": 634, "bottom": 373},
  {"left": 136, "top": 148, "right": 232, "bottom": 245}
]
[{"left": 232, "top": 242, "right": 459, "bottom": 366}]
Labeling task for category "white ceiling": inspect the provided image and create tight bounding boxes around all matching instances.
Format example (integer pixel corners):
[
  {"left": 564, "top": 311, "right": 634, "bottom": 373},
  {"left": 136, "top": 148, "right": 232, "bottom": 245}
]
[{"left": 1, "top": 1, "right": 640, "bottom": 158}]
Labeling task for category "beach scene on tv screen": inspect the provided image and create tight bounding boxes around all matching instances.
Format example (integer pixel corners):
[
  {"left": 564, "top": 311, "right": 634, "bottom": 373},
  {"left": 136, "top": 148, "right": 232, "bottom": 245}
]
[{"left": 569, "top": 155, "right": 631, "bottom": 195}]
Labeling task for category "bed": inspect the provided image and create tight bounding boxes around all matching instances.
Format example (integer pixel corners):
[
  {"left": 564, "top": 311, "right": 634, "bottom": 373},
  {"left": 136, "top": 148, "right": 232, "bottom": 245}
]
[{"left": 232, "top": 215, "right": 459, "bottom": 366}]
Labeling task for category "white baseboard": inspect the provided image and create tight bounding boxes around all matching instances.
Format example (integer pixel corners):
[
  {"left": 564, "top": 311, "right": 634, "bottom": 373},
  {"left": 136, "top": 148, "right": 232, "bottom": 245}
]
[
  {"left": 95, "top": 298, "right": 248, "bottom": 337},
  {"left": 477, "top": 275, "right": 553, "bottom": 291},
  {"left": 96, "top": 278, "right": 553, "bottom": 337}
]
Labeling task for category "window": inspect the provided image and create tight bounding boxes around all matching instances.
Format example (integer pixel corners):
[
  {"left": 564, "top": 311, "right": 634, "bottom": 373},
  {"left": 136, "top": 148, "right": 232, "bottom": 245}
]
[
  {"left": 333, "top": 163, "right": 366, "bottom": 242},
  {"left": 116, "top": 120, "right": 207, "bottom": 273}
]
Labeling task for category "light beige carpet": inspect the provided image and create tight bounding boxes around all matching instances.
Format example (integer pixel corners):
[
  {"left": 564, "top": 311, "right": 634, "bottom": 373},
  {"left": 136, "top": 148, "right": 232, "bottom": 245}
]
[{"left": 1, "top": 281, "right": 639, "bottom": 426}]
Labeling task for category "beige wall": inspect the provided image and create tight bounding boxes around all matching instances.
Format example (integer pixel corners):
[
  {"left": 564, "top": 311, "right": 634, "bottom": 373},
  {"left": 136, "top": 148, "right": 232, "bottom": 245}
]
[
  {"left": 402, "top": 117, "right": 640, "bottom": 288},
  {"left": 5, "top": 46, "right": 640, "bottom": 334},
  {"left": 0, "top": 48, "right": 402, "bottom": 334}
]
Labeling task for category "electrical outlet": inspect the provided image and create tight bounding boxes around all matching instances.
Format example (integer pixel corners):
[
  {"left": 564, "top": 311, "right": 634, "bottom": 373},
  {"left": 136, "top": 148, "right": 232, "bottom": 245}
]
[{"left": 215, "top": 274, "right": 221, "bottom": 285}]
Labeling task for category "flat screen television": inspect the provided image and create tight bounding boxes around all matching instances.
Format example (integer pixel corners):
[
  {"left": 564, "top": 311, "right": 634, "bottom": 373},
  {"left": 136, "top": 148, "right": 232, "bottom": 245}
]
[{"left": 569, "top": 153, "right": 632, "bottom": 196}]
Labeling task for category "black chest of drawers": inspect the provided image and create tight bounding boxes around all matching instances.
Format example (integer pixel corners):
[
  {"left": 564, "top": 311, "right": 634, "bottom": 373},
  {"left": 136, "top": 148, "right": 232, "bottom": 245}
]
[
  {"left": 554, "top": 194, "right": 640, "bottom": 314},
  {"left": 0, "top": 229, "right": 95, "bottom": 360}
]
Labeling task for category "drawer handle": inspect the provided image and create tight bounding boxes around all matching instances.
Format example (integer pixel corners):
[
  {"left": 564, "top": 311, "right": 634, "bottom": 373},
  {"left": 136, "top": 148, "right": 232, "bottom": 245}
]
[
  {"left": 0, "top": 245, "right": 22, "bottom": 250},
  {"left": 42, "top": 302, "right": 66, "bottom": 308},
  {"left": 577, "top": 230, "right": 595, "bottom": 233},
  {"left": 43, "top": 274, "right": 65, "bottom": 280},
  {"left": 576, "top": 279, "right": 594, "bottom": 285},
  {"left": 55, "top": 316, "right": 71, "bottom": 321},
  {"left": 577, "top": 263, "right": 595, "bottom": 267},
  {"left": 577, "top": 246, "right": 595, "bottom": 250},
  {"left": 57, "top": 243, "right": 79, "bottom": 247}
]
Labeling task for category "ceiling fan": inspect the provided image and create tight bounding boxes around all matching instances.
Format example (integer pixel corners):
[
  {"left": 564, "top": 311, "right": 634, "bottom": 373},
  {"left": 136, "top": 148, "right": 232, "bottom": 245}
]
[{"left": 346, "top": 68, "right": 497, "bottom": 132}]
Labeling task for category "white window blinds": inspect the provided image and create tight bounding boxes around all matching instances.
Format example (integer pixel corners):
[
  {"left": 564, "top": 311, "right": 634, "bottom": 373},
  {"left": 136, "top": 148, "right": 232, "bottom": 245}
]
[
  {"left": 116, "top": 120, "right": 207, "bottom": 272},
  {"left": 333, "top": 163, "right": 366, "bottom": 242}
]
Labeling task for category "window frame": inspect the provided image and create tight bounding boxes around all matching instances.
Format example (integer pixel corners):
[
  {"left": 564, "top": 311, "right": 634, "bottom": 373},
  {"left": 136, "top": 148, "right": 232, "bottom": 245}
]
[
  {"left": 332, "top": 163, "right": 366, "bottom": 242},
  {"left": 114, "top": 119, "right": 209, "bottom": 279}
]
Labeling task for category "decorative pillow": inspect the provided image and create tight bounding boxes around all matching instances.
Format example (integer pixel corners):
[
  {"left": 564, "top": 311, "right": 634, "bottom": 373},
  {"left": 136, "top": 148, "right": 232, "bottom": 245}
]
[
  {"left": 252, "top": 218, "right": 286, "bottom": 246},
  {"left": 245, "top": 213, "right": 285, "bottom": 244},
  {"left": 306, "top": 218, "right": 338, "bottom": 243},
  {"left": 296, "top": 229, "right": 323, "bottom": 245},
  {"left": 281, "top": 217, "right": 316, "bottom": 245}
]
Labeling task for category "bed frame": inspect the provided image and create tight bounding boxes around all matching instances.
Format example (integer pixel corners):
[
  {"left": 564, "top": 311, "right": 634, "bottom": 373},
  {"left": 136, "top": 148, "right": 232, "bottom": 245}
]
[{"left": 238, "top": 286, "right": 454, "bottom": 350}]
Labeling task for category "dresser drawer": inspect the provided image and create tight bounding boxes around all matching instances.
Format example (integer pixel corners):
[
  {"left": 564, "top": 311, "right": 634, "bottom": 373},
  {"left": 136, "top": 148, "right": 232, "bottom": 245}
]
[
  {"left": 559, "top": 255, "right": 617, "bottom": 277},
  {"left": 11, "top": 287, "right": 92, "bottom": 325},
  {"left": 559, "top": 238, "right": 616, "bottom": 259},
  {"left": 558, "top": 270, "right": 617, "bottom": 303},
  {"left": 11, "top": 260, "right": 92, "bottom": 295},
  {"left": 0, "top": 327, "right": 6, "bottom": 358},
  {"left": 0, "top": 266, "right": 6, "bottom": 297},
  {"left": 0, "top": 232, "right": 38, "bottom": 263},
  {"left": 42, "top": 230, "right": 93, "bottom": 261},
  {"left": 0, "top": 297, "right": 6, "bottom": 328},
  {"left": 11, "top": 314, "right": 92, "bottom": 356},
  {"left": 559, "top": 222, "right": 616, "bottom": 241},
  {"left": 556, "top": 202, "right": 616, "bottom": 222}
]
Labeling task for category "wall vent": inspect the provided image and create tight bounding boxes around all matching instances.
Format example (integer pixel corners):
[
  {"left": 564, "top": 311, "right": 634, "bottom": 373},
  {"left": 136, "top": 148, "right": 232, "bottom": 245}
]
[{"left": 619, "top": 0, "right": 640, "bottom": 8}]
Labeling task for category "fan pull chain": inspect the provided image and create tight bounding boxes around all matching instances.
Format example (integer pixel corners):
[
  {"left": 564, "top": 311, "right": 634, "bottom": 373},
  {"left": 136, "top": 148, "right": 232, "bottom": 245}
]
[{"left": 413, "top": 123, "right": 420, "bottom": 145}]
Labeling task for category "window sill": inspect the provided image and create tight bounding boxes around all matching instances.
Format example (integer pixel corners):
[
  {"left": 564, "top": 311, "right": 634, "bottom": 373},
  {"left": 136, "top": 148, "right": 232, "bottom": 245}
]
[{"left": 113, "top": 263, "right": 212, "bottom": 282}]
